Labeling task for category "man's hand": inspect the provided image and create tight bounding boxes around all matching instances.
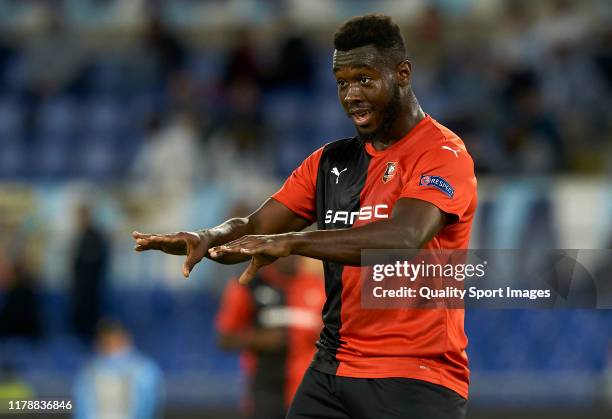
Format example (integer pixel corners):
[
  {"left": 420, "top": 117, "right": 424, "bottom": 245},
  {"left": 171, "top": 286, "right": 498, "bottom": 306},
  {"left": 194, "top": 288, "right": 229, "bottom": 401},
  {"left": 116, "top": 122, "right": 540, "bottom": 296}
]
[
  {"left": 132, "top": 231, "right": 210, "bottom": 278},
  {"left": 209, "top": 234, "right": 295, "bottom": 285}
]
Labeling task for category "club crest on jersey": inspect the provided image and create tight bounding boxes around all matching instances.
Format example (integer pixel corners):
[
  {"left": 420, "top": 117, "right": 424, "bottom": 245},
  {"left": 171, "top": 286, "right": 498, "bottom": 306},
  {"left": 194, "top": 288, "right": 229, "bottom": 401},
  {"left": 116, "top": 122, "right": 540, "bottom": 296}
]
[
  {"left": 382, "top": 162, "right": 398, "bottom": 183},
  {"left": 419, "top": 174, "right": 454, "bottom": 198}
]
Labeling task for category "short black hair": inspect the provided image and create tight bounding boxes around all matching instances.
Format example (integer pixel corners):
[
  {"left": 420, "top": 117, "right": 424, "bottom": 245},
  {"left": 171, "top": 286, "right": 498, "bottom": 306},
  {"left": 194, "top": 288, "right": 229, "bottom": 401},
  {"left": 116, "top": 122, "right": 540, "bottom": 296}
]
[{"left": 333, "top": 14, "right": 406, "bottom": 63}]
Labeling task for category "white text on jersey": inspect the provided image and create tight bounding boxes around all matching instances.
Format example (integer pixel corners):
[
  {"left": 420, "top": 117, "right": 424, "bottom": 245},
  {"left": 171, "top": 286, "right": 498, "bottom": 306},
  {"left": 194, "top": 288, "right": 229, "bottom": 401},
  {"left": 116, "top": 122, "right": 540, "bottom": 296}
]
[{"left": 325, "top": 204, "right": 389, "bottom": 225}]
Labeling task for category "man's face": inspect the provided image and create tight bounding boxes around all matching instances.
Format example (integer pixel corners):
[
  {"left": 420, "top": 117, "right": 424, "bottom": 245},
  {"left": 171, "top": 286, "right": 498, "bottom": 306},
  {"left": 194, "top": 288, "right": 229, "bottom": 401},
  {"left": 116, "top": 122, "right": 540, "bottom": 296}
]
[
  {"left": 333, "top": 45, "right": 401, "bottom": 142},
  {"left": 96, "top": 330, "right": 131, "bottom": 355}
]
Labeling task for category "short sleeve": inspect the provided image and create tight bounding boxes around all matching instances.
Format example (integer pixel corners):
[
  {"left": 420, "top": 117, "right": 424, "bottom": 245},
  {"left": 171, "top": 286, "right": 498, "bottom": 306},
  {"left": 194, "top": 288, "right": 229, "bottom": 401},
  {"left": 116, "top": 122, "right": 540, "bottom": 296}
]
[
  {"left": 271, "top": 146, "right": 324, "bottom": 222},
  {"left": 400, "top": 143, "right": 477, "bottom": 221},
  {"left": 215, "top": 280, "right": 255, "bottom": 333}
]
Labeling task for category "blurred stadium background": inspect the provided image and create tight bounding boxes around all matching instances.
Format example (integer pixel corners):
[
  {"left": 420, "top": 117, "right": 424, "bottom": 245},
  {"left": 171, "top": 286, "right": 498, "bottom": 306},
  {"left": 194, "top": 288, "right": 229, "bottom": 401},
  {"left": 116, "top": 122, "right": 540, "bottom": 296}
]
[{"left": 0, "top": 0, "right": 611, "bottom": 418}]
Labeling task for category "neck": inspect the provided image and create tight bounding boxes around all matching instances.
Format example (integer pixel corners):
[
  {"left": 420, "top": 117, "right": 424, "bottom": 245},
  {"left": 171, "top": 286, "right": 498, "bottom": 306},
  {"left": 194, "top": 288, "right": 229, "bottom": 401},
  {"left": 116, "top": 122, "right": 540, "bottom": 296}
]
[{"left": 372, "top": 92, "right": 425, "bottom": 151}]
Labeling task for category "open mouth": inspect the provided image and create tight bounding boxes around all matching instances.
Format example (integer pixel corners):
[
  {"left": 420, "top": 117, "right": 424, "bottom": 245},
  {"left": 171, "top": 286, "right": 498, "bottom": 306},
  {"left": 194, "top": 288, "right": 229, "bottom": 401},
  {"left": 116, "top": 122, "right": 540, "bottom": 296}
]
[{"left": 351, "top": 110, "right": 372, "bottom": 126}]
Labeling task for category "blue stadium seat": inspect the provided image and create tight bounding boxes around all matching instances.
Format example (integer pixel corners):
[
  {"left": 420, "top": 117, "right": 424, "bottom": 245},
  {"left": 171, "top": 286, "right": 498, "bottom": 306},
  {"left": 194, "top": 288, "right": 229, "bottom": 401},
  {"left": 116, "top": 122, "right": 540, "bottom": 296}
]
[
  {"left": 315, "top": 96, "right": 352, "bottom": 141},
  {"left": 86, "top": 57, "right": 128, "bottom": 95},
  {"left": 263, "top": 90, "right": 308, "bottom": 131},
  {"left": 466, "top": 309, "right": 612, "bottom": 373},
  {"left": 0, "top": 338, "right": 38, "bottom": 371},
  {"left": 313, "top": 52, "right": 336, "bottom": 91},
  {"left": 47, "top": 335, "right": 89, "bottom": 372},
  {"left": 273, "top": 133, "right": 308, "bottom": 177},
  {"left": 189, "top": 49, "right": 223, "bottom": 83},
  {"left": 0, "top": 138, "right": 26, "bottom": 178},
  {"left": 37, "top": 97, "right": 80, "bottom": 137},
  {"left": 29, "top": 135, "right": 77, "bottom": 179},
  {"left": 76, "top": 135, "right": 121, "bottom": 181},
  {"left": 0, "top": 99, "right": 23, "bottom": 138},
  {"left": 39, "top": 291, "right": 71, "bottom": 336},
  {"left": 84, "top": 99, "right": 124, "bottom": 135},
  {"left": 0, "top": 56, "right": 28, "bottom": 96},
  {"left": 112, "top": 131, "right": 142, "bottom": 173}
]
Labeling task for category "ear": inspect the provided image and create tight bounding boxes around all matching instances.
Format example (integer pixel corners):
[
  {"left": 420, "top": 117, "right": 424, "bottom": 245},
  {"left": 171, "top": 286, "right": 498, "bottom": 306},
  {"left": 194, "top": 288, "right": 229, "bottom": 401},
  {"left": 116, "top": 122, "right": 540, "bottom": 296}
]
[{"left": 396, "top": 60, "right": 412, "bottom": 87}]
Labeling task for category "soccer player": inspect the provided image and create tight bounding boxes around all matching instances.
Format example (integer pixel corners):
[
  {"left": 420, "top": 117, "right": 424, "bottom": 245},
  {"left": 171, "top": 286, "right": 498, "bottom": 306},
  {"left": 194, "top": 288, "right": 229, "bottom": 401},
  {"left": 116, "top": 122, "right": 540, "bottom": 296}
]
[
  {"left": 133, "top": 14, "right": 477, "bottom": 419},
  {"left": 215, "top": 256, "right": 324, "bottom": 419}
]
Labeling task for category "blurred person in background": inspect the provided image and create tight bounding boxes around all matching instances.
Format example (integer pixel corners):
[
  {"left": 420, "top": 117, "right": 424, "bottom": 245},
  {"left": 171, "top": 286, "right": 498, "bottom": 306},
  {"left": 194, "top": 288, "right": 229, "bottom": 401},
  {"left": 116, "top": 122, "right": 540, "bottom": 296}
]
[
  {"left": 215, "top": 256, "right": 324, "bottom": 419},
  {"left": 134, "top": 14, "right": 476, "bottom": 419},
  {"left": 142, "top": 14, "right": 187, "bottom": 85},
  {"left": 70, "top": 204, "right": 109, "bottom": 343},
  {"left": 206, "top": 33, "right": 278, "bottom": 196},
  {"left": 130, "top": 111, "right": 202, "bottom": 197},
  {"left": 267, "top": 33, "right": 315, "bottom": 91},
  {"left": 204, "top": 112, "right": 277, "bottom": 194},
  {"left": 20, "top": 4, "right": 88, "bottom": 135},
  {"left": 498, "top": 69, "right": 566, "bottom": 173},
  {"left": 73, "top": 319, "right": 164, "bottom": 419},
  {"left": 0, "top": 31, "right": 16, "bottom": 94},
  {"left": 0, "top": 253, "right": 42, "bottom": 340},
  {"left": 222, "top": 28, "right": 264, "bottom": 92},
  {"left": 129, "top": 110, "right": 204, "bottom": 231}
]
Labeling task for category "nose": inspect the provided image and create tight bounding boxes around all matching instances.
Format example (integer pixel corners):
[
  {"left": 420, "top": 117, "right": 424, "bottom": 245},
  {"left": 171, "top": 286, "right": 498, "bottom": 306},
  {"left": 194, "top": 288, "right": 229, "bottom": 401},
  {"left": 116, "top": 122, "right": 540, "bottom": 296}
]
[{"left": 344, "top": 83, "right": 363, "bottom": 104}]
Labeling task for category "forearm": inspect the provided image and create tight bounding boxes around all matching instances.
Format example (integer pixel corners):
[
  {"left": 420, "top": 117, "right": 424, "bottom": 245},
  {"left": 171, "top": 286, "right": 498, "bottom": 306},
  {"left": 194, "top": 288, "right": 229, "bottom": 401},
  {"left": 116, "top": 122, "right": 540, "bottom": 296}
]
[
  {"left": 209, "top": 199, "right": 447, "bottom": 284},
  {"left": 201, "top": 218, "right": 255, "bottom": 264},
  {"left": 201, "top": 199, "right": 310, "bottom": 265},
  {"left": 289, "top": 219, "right": 434, "bottom": 265}
]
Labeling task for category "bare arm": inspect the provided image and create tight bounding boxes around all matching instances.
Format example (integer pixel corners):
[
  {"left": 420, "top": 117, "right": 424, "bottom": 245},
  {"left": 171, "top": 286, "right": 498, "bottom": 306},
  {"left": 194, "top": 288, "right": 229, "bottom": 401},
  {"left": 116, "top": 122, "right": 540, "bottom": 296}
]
[
  {"left": 289, "top": 198, "right": 446, "bottom": 265},
  {"left": 210, "top": 198, "right": 448, "bottom": 283},
  {"left": 132, "top": 198, "right": 310, "bottom": 277}
]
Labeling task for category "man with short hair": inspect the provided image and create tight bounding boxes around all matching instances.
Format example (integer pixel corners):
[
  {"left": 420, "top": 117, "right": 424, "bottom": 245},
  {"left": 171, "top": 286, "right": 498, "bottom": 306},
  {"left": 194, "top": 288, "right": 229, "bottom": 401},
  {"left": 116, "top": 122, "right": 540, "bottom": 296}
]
[{"left": 134, "top": 14, "right": 476, "bottom": 418}]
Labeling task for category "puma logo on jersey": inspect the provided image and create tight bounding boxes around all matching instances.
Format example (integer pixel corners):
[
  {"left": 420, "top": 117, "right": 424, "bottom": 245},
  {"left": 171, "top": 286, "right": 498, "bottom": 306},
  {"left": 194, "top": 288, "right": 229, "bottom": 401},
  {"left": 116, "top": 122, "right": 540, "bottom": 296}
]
[
  {"left": 441, "top": 145, "right": 461, "bottom": 157},
  {"left": 331, "top": 167, "right": 347, "bottom": 184},
  {"left": 325, "top": 205, "right": 389, "bottom": 225}
]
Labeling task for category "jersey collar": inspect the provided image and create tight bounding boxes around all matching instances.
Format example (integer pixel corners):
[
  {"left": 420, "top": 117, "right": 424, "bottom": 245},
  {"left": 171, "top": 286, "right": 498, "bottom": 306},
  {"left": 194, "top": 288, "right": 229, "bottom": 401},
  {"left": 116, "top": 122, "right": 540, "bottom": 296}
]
[{"left": 364, "top": 114, "right": 431, "bottom": 157}]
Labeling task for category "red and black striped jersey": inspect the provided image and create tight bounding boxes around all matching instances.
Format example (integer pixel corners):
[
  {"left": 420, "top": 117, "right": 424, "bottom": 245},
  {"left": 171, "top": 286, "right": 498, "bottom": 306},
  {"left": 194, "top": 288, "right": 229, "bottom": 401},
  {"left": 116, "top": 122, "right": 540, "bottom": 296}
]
[
  {"left": 215, "top": 267, "right": 325, "bottom": 408},
  {"left": 271, "top": 115, "right": 477, "bottom": 399}
]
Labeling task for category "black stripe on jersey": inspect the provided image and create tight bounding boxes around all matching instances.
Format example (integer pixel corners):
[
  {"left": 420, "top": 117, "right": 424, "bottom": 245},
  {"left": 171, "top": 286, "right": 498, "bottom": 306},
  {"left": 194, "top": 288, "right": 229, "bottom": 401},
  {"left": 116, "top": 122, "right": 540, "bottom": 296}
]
[
  {"left": 312, "top": 137, "right": 371, "bottom": 375},
  {"left": 247, "top": 276, "right": 287, "bottom": 406}
]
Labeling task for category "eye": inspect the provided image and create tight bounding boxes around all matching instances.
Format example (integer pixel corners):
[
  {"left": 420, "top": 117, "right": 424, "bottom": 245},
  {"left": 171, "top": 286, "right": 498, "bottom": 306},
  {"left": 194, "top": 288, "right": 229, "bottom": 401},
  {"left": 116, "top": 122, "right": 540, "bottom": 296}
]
[
  {"left": 360, "top": 76, "right": 372, "bottom": 85},
  {"left": 337, "top": 80, "right": 347, "bottom": 88}
]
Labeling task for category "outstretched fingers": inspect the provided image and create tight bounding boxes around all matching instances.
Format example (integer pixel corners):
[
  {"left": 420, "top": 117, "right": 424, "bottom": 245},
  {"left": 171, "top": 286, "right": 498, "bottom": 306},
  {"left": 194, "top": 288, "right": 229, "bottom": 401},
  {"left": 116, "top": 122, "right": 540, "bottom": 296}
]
[
  {"left": 209, "top": 244, "right": 262, "bottom": 258},
  {"left": 209, "top": 236, "right": 264, "bottom": 257},
  {"left": 133, "top": 231, "right": 205, "bottom": 278},
  {"left": 132, "top": 231, "right": 190, "bottom": 255},
  {"left": 209, "top": 244, "right": 243, "bottom": 257},
  {"left": 182, "top": 250, "right": 204, "bottom": 278},
  {"left": 238, "top": 256, "right": 264, "bottom": 285},
  {"left": 133, "top": 231, "right": 158, "bottom": 251}
]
